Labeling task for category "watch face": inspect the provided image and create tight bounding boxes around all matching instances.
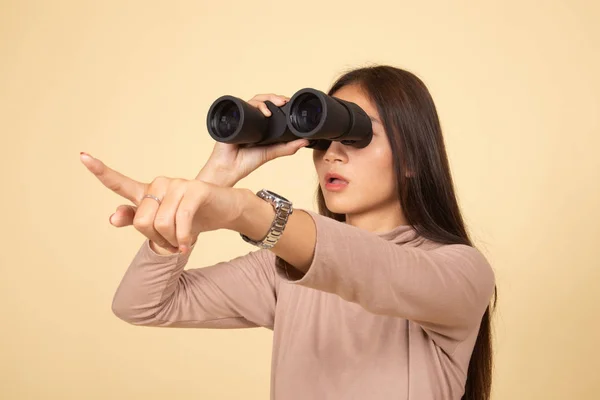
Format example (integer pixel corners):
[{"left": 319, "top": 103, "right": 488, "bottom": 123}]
[{"left": 264, "top": 190, "right": 290, "bottom": 203}]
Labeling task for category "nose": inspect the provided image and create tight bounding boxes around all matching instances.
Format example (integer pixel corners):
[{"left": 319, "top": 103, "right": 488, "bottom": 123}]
[{"left": 323, "top": 140, "right": 348, "bottom": 163}]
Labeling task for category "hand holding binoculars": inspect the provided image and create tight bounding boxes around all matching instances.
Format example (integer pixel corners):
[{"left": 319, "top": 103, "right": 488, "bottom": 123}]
[{"left": 206, "top": 88, "right": 373, "bottom": 151}]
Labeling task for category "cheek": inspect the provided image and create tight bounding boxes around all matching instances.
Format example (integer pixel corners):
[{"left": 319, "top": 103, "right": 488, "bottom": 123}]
[
  {"left": 362, "top": 146, "right": 393, "bottom": 174},
  {"left": 373, "top": 146, "right": 392, "bottom": 165},
  {"left": 356, "top": 147, "right": 395, "bottom": 191},
  {"left": 312, "top": 150, "right": 324, "bottom": 166}
]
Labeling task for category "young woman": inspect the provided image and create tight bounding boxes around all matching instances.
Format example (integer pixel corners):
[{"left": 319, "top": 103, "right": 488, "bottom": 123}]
[{"left": 81, "top": 65, "right": 497, "bottom": 399}]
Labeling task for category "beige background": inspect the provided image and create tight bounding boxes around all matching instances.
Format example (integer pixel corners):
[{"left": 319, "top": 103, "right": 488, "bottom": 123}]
[{"left": 1, "top": 0, "right": 598, "bottom": 399}]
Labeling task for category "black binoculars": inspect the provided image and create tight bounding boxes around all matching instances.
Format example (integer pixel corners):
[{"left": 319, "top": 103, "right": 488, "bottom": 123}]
[{"left": 206, "top": 88, "right": 373, "bottom": 150}]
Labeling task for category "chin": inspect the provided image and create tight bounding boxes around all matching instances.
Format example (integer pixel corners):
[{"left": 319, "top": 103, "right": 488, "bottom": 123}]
[
  {"left": 322, "top": 196, "right": 358, "bottom": 216},
  {"left": 322, "top": 187, "right": 386, "bottom": 217}
]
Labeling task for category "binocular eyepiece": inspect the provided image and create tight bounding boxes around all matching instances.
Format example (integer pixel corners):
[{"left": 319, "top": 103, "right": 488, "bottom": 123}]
[{"left": 206, "top": 88, "right": 373, "bottom": 150}]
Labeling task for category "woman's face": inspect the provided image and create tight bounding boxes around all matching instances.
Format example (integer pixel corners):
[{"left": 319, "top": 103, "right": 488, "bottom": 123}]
[{"left": 312, "top": 84, "right": 401, "bottom": 221}]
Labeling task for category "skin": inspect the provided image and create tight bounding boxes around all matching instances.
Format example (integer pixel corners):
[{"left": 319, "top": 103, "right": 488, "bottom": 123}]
[
  {"left": 80, "top": 88, "right": 408, "bottom": 271},
  {"left": 313, "top": 84, "right": 407, "bottom": 232}
]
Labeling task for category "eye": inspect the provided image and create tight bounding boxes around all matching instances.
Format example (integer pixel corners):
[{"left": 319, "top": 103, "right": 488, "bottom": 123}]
[{"left": 310, "top": 140, "right": 331, "bottom": 151}]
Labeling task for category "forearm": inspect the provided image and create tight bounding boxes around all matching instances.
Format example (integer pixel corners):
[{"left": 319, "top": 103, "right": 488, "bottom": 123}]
[
  {"left": 233, "top": 189, "right": 317, "bottom": 272},
  {"left": 195, "top": 164, "right": 237, "bottom": 188}
]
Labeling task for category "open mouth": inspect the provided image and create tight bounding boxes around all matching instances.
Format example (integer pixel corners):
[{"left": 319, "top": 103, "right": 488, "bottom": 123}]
[{"left": 327, "top": 177, "right": 348, "bottom": 184}]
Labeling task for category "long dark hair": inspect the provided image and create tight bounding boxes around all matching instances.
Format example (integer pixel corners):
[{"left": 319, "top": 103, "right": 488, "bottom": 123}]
[{"left": 316, "top": 65, "right": 498, "bottom": 400}]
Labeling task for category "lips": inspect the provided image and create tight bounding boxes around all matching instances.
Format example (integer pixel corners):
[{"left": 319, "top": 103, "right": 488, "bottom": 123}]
[{"left": 324, "top": 172, "right": 349, "bottom": 185}]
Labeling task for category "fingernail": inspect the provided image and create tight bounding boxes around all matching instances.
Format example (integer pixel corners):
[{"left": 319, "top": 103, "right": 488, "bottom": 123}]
[
  {"left": 80, "top": 152, "right": 92, "bottom": 160},
  {"left": 109, "top": 213, "right": 114, "bottom": 224}
]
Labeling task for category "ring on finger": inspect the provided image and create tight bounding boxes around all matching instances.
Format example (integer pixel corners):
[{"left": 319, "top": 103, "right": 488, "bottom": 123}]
[{"left": 143, "top": 194, "right": 162, "bottom": 205}]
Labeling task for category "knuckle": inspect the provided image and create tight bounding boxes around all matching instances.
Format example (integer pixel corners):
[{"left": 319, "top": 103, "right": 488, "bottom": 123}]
[
  {"left": 176, "top": 208, "right": 193, "bottom": 220},
  {"left": 250, "top": 94, "right": 271, "bottom": 103},
  {"left": 151, "top": 176, "right": 169, "bottom": 186},
  {"left": 153, "top": 214, "right": 170, "bottom": 230},
  {"left": 174, "top": 177, "right": 189, "bottom": 188},
  {"left": 178, "top": 235, "right": 192, "bottom": 246},
  {"left": 107, "top": 180, "right": 122, "bottom": 193},
  {"left": 133, "top": 215, "right": 152, "bottom": 230}
]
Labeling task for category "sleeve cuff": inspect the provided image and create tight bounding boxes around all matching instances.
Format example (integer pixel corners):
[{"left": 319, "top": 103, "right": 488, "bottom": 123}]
[{"left": 142, "top": 238, "right": 198, "bottom": 261}]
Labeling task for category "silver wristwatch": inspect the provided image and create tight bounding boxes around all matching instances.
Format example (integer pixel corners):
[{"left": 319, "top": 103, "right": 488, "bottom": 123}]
[{"left": 240, "top": 189, "right": 293, "bottom": 249}]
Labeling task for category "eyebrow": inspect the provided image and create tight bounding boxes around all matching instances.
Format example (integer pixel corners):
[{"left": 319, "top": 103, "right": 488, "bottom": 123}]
[{"left": 369, "top": 115, "right": 381, "bottom": 124}]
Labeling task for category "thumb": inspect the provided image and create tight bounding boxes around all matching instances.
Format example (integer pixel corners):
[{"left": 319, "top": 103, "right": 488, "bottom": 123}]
[
  {"left": 264, "top": 139, "right": 310, "bottom": 161},
  {"left": 109, "top": 205, "right": 137, "bottom": 227}
]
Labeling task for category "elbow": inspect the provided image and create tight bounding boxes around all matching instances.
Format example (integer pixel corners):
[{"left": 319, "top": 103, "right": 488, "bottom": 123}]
[
  {"left": 111, "top": 288, "right": 175, "bottom": 326},
  {"left": 442, "top": 278, "right": 497, "bottom": 337},
  {"left": 111, "top": 294, "right": 138, "bottom": 324},
  {"left": 407, "top": 280, "right": 497, "bottom": 339},
  {"left": 111, "top": 294, "right": 157, "bottom": 325},
  {"left": 441, "top": 246, "right": 497, "bottom": 329}
]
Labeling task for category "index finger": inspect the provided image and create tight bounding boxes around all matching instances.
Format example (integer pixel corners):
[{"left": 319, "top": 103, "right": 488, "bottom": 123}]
[
  {"left": 248, "top": 93, "right": 289, "bottom": 104},
  {"left": 80, "top": 152, "right": 147, "bottom": 205}
]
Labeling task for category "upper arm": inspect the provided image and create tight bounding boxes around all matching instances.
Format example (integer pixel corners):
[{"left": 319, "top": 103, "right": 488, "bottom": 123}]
[{"left": 271, "top": 210, "right": 496, "bottom": 342}]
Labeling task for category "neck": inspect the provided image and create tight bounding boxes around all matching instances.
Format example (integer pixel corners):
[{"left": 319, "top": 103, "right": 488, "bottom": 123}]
[{"left": 345, "top": 199, "right": 408, "bottom": 233}]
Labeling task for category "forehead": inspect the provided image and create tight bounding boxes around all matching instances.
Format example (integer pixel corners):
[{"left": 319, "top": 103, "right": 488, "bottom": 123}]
[{"left": 331, "top": 84, "right": 380, "bottom": 122}]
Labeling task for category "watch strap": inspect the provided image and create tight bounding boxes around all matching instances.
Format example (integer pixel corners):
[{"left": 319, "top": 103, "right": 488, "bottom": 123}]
[{"left": 240, "top": 189, "right": 293, "bottom": 249}]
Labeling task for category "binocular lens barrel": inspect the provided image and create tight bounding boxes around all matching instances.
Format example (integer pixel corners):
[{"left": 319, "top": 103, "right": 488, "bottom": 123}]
[
  {"left": 288, "top": 92, "right": 323, "bottom": 134},
  {"left": 211, "top": 100, "right": 240, "bottom": 138},
  {"left": 206, "top": 88, "right": 372, "bottom": 148},
  {"left": 207, "top": 95, "right": 269, "bottom": 144}
]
